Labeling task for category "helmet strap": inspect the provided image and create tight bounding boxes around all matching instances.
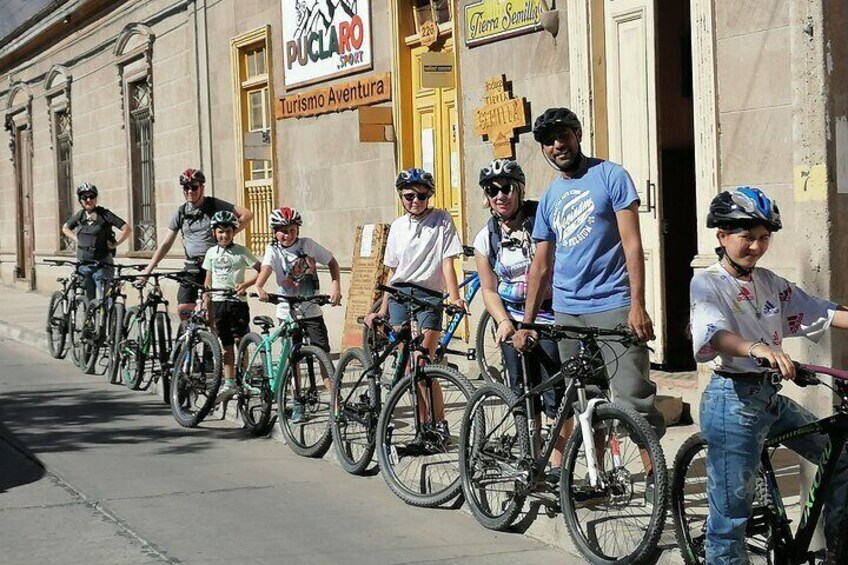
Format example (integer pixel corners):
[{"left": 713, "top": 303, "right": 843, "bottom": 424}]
[{"left": 716, "top": 246, "right": 754, "bottom": 278}]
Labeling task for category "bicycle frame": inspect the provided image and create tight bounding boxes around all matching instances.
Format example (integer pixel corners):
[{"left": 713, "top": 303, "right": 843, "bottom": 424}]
[
  {"left": 436, "top": 271, "right": 480, "bottom": 359},
  {"left": 245, "top": 320, "right": 298, "bottom": 395}
]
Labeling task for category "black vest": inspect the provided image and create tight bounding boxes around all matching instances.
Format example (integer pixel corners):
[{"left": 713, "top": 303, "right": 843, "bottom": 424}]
[{"left": 75, "top": 207, "right": 115, "bottom": 262}]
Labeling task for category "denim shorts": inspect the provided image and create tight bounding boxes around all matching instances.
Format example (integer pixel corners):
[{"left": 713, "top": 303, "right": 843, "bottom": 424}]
[{"left": 387, "top": 285, "right": 443, "bottom": 331}]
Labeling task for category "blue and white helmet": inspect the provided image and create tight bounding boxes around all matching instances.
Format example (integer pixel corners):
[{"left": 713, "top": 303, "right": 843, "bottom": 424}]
[
  {"left": 210, "top": 210, "right": 239, "bottom": 230},
  {"left": 395, "top": 168, "right": 435, "bottom": 191},
  {"left": 707, "top": 187, "right": 782, "bottom": 232}
]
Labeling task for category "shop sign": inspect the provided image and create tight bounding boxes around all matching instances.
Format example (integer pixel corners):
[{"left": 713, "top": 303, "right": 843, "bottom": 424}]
[
  {"left": 276, "top": 72, "right": 391, "bottom": 119},
  {"left": 473, "top": 74, "right": 528, "bottom": 158},
  {"left": 420, "top": 52, "right": 454, "bottom": 89},
  {"left": 282, "top": 0, "right": 373, "bottom": 89},
  {"left": 464, "top": 0, "right": 544, "bottom": 47},
  {"left": 420, "top": 20, "right": 439, "bottom": 48}
]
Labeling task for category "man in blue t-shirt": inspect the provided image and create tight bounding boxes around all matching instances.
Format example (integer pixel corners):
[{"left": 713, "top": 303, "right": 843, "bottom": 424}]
[{"left": 513, "top": 107, "right": 665, "bottom": 438}]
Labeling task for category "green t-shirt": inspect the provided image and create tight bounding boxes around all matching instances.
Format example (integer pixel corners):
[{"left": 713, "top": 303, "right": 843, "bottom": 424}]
[{"left": 202, "top": 243, "right": 259, "bottom": 302}]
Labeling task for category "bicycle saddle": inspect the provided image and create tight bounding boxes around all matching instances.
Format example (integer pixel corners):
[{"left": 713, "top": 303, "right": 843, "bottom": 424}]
[{"left": 252, "top": 316, "right": 275, "bottom": 332}]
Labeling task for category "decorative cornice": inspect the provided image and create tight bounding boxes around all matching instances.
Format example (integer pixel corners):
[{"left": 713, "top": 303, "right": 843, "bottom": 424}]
[{"left": 114, "top": 23, "right": 155, "bottom": 127}]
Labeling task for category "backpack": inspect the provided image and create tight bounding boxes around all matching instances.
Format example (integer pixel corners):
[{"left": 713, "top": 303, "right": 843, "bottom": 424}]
[{"left": 486, "top": 200, "right": 539, "bottom": 269}]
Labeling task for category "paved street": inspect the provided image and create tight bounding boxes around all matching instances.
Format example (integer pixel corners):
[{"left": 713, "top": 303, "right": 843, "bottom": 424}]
[{"left": 0, "top": 338, "right": 570, "bottom": 565}]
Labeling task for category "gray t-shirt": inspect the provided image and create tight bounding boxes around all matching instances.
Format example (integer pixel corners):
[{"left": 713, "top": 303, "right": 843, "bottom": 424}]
[{"left": 167, "top": 197, "right": 236, "bottom": 259}]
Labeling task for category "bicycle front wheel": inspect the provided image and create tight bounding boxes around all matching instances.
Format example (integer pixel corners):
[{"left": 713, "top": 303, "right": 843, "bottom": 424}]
[
  {"left": 475, "top": 310, "right": 506, "bottom": 385},
  {"left": 278, "top": 345, "right": 335, "bottom": 458},
  {"left": 106, "top": 302, "right": 126, "bottom": 384},
  {"left": 331, "top": 347, "right": 378, "bottom": 475},
  {"left": 170, "top": 330, "right": 223, "bottom": 428},
  {"left": 81, "top": 299, "right": 107, "bottom": 375},
  {"left": 376, "top": 365, "right": 473, "bottom": 508},
  {"left": 459, "top": 382, "right": 529, "bottom": 530},
  {"left": 560, "top": 402, "right": 668, "bottom": 565},
  {"left": 70, "top": 296, "right": 89, "bottom": 367},
  {"left": 120, "top": 307, "right": 147, "bottom": 390},
  {"left": 46, "top": 291, "right": 68, "bottom": 359},
  {"left": 236, "top": 333, "right": 273, "bottom": 436}
]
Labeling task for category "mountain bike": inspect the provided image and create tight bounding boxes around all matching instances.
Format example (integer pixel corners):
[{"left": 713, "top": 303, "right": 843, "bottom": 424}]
[
  {"left": 459, "top": 322, "right": 668, "bottom": 565},
  {"left": 235, "top": 293, "right": 335, "bottom": 455},
  {"left": 336, "top": 283, "right": 474, "bottom": 507},
  {"left": 44, "top": 259, "right": 89, "bottom": 361},
  {"left": 671, "top": 361, "right": 848, "bottom": 565}
]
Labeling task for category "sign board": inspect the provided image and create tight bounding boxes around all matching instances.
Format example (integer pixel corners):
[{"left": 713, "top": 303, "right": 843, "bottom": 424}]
[
  {"left": 464, "top": 0, "right": 545, "bottom": 47},
  {"left": 276, "top": 72, "right": 391, "bottom": 119},
  {"left": 420, "top": 20, "right": 439, "bottom": 48},
  {"left": 420, "top": 52, "right": 455, "bottom": 89},
  {"left": 342, "top": 223, "right": 390, "bottom": 349},
  {"left": 473, "top": 75, "right": 528, "bottom": 158},
  {"left": 282, "top": 0, "right": 373, "bottom": 89}
]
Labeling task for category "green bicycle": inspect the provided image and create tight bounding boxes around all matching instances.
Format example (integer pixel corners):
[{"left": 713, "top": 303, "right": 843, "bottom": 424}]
[{"left": 236, "top": 293, "right": 334, "bottom": 457}]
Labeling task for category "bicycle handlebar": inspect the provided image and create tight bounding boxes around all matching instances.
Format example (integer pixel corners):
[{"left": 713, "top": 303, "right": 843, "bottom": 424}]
[
  {"left": 376, "top": 284, "right": 463, "bottom": 317},
  {"left": 514, "top": 321, "right": 641, "bottom": 346},
  {"left": 248, "top": 292, "right": 333, "bottom": 307}
]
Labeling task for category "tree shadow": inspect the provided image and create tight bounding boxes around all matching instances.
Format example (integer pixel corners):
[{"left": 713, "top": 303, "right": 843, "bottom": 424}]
[{"left": 0, "top": 421, "right": 46, "bottom": 494}]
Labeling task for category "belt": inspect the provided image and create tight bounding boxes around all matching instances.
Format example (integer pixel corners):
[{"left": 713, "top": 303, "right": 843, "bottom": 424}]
[{"left": 715, "top": 370, "right": 782, "bottom": 385}]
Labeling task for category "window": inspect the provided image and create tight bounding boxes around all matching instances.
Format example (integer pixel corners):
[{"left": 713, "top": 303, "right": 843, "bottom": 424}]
[
  {"left": 55, "top": 110, "right": 75, "bottom": 251},
  {"left": 412, "top": 0, "right": 452, "bottom": 33},
  {"left": 129, "top": 80, "right": 156, "bottom": 251},
  {"left": 247, "top": 86, "right": 272, "bottom": 180}
]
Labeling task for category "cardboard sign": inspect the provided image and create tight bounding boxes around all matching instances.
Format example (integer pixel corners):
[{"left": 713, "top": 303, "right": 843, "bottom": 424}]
[
  {"left": 276, "top": 72, "right": 391, "bottom": 119},
  {"left": 342, "top": 224, "right": 390, "bottom": 349},
  {"left": 473, "top": 75, "right": 528, "bottom": 158},
  {"left": 464, "top": 0, "right": 545, "bottom": 47}
]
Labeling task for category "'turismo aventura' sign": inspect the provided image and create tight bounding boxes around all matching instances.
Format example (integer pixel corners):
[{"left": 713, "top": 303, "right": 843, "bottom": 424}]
[
  {"left": 464, "top": 0, "right": 544, "bottom": 47},
  {"left": 282, "top": 0, "right": 373, "bottom": 89}
]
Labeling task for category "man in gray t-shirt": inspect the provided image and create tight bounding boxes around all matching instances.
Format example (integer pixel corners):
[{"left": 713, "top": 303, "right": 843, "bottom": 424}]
[{"left": 139, "top": 168, "right": 253, "bottom": 319}]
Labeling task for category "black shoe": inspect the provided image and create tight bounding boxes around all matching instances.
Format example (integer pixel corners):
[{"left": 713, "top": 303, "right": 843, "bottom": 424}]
[{"left": 546, "top": 468, "right": 561, "bottom": 487}]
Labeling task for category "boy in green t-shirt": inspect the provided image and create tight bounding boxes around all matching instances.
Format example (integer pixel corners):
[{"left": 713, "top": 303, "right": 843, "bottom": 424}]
[{"left": 202, "top": 211, "right": 261, "bottom": 401}]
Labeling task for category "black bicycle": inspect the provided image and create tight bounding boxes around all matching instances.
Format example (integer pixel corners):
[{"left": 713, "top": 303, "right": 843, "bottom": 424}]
[
  {"left": 333, "top": 283, "right": 474, "bottom": 508},
  {"left": 459, "top": 322, "right": 668, "bottom": 565},
  {"left": 671, "top": 360, "right": 848, "bottom": 565},
  {"left": 44, "top": 259, "right": 99, "bottom": 362}
]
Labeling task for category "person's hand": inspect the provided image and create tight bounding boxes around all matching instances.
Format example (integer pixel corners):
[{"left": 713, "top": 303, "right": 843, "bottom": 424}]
[
  {"left": 107, "top": 241, "right": 117, "bottom": 250},
  {"left": 235, "top": 282, "right": 250, "bottom": 295},
  {"left": 449, "top": 298, "right": 466, "bottom": 312},
  {"left": 628, "top": 304, "right": 655, "bottom": 342},
  {"left": 256, "top": 288, "right": 269, "bottom": 302},
  {"left": 752, "top": 343, "right": 796, "bottom": 380},
  {"left": 329, "top": 287, "right": 342, "bottom": 306},
  {"left": 133, "top": 274, "right": 149, "bottom": 289},
  {"left": 512, "top": 328, "right": 538, "bottom": 351},
  {"left": 494, "top": 318, "right": 515, "bottom": 345},
  {"left": 364, "top": 312, "right": 383, "bottom": 329}
]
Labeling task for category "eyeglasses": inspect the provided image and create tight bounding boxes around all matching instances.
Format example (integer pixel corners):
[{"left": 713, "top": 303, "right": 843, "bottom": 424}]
[
  {"left": 484, "top": 183, "right": 516, "bottom": 198},
  {"left": 183, "top": 185, "right": 201, "bottom": 193},
  {"left": 79, "top": 194, "right": 96, "bottom": 201},
  {"left": 401, "top": 192, "right": 431, "bottom": 202}
]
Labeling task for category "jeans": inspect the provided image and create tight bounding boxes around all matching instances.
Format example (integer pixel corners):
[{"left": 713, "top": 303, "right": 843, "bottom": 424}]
[
  {"left": 501, "top": 338, "right": 563, "bottom": 419},
  {"left": 700, "top": 374, "right": 848, "bottom": 564},
  {"left": 78, "top": 264, "right": 113, "bottom": 301}
]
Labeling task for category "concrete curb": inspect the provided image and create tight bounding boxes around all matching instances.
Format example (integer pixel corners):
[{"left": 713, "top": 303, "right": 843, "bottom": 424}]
[{"left": 0, "top": 319, "right": 49, "bottom": 352}]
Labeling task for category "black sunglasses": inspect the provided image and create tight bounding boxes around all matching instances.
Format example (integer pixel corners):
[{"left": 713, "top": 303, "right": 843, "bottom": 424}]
[
  {"left": 484, "top": 183, "right": 516, "bottom": 198},
  {"left": 183, "top": 185, "right": 202, "bottom": 193},
  {"left": 540, "top": 130, "right": 574, "bottom": 147},
  {"left": 79, "top": 194, "right": 96, "bottom": 201},
  {"left": 401, "top": 192, "right": 430, "bottom": 202}
]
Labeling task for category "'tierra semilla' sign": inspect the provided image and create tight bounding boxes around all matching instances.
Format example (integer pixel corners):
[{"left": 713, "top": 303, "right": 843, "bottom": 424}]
[
  {"left": 276, "top": 73, "right": 391, "bottom": 119},
  {"left": 464, "top": 0, "right": 544, "bottom": 47}
]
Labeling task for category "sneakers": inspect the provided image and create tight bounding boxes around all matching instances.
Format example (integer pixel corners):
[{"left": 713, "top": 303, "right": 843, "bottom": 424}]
[
  {"left": 290, "top": 400, "right": 305, "bottom": 424},
  {"left": 215, "top": 380, "right": 237, "bottom": 404}
]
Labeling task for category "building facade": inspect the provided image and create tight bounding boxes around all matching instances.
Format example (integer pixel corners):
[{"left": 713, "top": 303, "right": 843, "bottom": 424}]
[{"left": 2, "top": 0, "right": 846, "bottom": 376}]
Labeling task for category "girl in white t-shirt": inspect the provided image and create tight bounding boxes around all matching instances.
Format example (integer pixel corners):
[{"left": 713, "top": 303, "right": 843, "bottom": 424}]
[{"left": 690, "top": 187, "right": 848, "bottom": 563}]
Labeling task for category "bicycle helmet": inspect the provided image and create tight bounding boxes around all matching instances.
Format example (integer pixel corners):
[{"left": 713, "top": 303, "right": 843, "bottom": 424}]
[
  {"left": 479, "top": 159, "right": 526, "bottom": 188},
  {"left": 269, "top": 207, "right": 302, "bottom": 228},
  {"left": 707, "top": 187, "right": 782, "bottom": 232},
  {"left": 179, "top": 168, "right": 206, "bottom": 187},
  {"left": 210, "top": 210, "right": 239, "bottom": 230},
  {"left": 532, "top": 107, "right": 582, "bottom": 143},
  {"left": 76, "top": 182, "right": 98, "bottom": 198},
  {"left": 395, "top": 168, "right": 435, "bottom": 191}
]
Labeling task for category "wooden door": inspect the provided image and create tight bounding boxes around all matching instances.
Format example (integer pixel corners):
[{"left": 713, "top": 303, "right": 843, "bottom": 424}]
[
  {"left": 15, "top": 126, "right": 35, "bottom": 282},
  {"left": 604, "top": 0, "right": 666, "bottom": 362}
]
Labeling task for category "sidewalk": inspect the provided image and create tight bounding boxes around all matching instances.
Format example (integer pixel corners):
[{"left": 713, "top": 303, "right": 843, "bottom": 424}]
[{"left": 0, "top": 283, "right": 693, "bottom": 563}]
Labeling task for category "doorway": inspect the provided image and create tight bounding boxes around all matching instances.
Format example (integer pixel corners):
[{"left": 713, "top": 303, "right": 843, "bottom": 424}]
[{"left": 14, "top": 124, "right": 35, "bottom": 284}]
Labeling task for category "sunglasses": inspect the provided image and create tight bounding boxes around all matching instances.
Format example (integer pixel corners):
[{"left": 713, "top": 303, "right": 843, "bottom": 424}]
[
  {"left": 401, "top": 192, "right": 431, "bottom": 202},
  {"left": 183, "top": 185, "right": 202, "bottom": 193},
  {"left": 540, "top": 130, "right": 574, "bottom": 146},
  {"left": 79, "top": 194, "right": 96, "bottom": 201},
  {"left": 484, "top": 183, "right": 516, "bottom": 198}
]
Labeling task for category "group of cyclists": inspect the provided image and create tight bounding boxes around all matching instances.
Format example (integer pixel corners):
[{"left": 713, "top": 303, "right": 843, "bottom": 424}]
[{"left": 56, "top": 105, "right": 848, "bottom": 565}]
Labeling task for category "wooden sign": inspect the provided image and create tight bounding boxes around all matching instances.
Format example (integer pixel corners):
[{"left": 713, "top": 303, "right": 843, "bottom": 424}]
[
  {"left": 464, "top": 0, "right": 545, "bottom": 47},
  {"left": 420, "top": 20, "right": 439, "bottom": 48},
  {"left": 473, "top": 75, "right": 528, "bottom": 159},
  {"left": 342, "top": 223, "right": 390, "bottom": 349},
  {"left": 276, "top": 72, "right": 391, "bottom": 119}
]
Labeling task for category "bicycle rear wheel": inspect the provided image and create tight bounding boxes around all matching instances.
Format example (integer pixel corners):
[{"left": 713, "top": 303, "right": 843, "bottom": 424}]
[
  {"left": 81, "top": 299, "right": 107, "bottom": 374},
  {"left": 475, "top": 310, "right": 506, "bottom": 385},
  {"left": 278, "top": 345, "right": 335, "bottom": 458},
  {"left": 46, "top": 291, "right": 68, "bottom": 359},
  {"left": 106, "top": 303, "right": 126, "bottom": 384},
  {"left": 331, "top": 347, "right": 378, "bottom": 475},
  {"left": 376, "top": 365, "right": 473, "bottom": 508},
  {"left": 70, "top": 296, "right": 89, "bottom": 367},
  {"left": 560, "top": 402, "right": 668, "bottom": 565},
  {"left": 459, "top": 382, "right": 529, "bottom": 530},
  {"left": 236, "top": 333, "right": 274, "bottom": 436},
  {"left": 170, "top": 330, "right": 223, "bottom": 428}
]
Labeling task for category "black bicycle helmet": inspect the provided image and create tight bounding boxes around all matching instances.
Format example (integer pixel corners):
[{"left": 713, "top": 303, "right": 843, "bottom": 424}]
[
  {"left": 707, "top": 187, "right": 782, "bottom": 232},
  {"left": 479, "top": 159, "right": 526, "bottom": 187},
  {"left": 76, "top": 182, "right": 98, "bottom": 198},
  {"left": 532, "top": 107, "right": 582, "bottom": 142},
  {"left": 210, "top": 210, "right": 239, "bottom": 230},
  {"left": 395, "top": 168, "right": 435, "bottom": 191}
]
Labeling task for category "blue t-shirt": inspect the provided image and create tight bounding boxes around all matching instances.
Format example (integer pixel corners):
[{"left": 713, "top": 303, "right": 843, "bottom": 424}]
[{"left": 532, "top": 158, "right": 639, "bottom": 314}]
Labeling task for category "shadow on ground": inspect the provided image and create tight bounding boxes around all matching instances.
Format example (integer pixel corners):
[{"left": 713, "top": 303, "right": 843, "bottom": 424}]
[{"left": 0, "top": 421, "right": 46, "bottom": 493}]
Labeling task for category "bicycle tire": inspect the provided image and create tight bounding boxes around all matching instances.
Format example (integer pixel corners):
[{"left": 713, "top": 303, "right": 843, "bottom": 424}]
[
  {"left": 671, "top": 433, "right": 775, "bottom": 565},
  {"left": 459, "top": 381, "right": 529, "bottom": 530},
  {"left": 278, "top": 344, "right": 335, "bottom": 458},
  {"left": 46, "top": 291, "right": 68, "bottom": 359},
  {"left": 154, "top": 311, "right": 173, "bottom": 401},
  {"left": 361, "top": 297, "right": 385, "bottom": 358},
  {"left": 70, "top": 296, "right": 89, "bottom": 367},
  {"left": 236, "top": 333, "right": 274, "bottom": 436},
  {"left": 169, "top": 329, "right": 223, "bottom": 428},
  {"left": 81, "top": 299, "right": 106, "bottom": 374},
  {"left": 475, "top": 310, "right": 506, "bottom": 384},
  {"left": 120, "top": 306, "right": 147, "bottom": 390},
  {"left": 331, "top": 347, "right": 378, "bottom": 475},
  {"left": 106, "top": 302, "right": 126, "bottom": 384},
  {"left": 560, "top": 402, "right": 668, "bottom": 565},
  {"left": 376, "top": 365, "right": 474, "bottom": 508}
]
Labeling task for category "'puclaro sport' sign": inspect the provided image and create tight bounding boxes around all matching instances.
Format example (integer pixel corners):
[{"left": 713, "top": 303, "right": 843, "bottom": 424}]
[
  {"left": 282, "top": 0, "right": 373, "bottom": 89},
  {"left": 464, "top": 0, "right": 545, "bottom": 47}
]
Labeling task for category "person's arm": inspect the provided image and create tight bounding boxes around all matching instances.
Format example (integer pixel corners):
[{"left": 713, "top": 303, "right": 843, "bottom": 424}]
[
  {"left": 512, "top": 241, "right": 554, "bottom": 351},
  {"left": 442, "top": 256, "right": 463, "bottom": 309},
  {"left": 255, "top": 265, "right": 273, "bottom": 302},
  {"left": 475, "top": 252, "right": 514, "bottom": 344},
  {"left": 233, "top": 204, "right": 254, "bottom": 236},
  {"left": 61, "top": 225, "right": 78, "bottom": 245},
  {"left": 327, "top": 257, "right": 342, "bottom": 306},
  {"left": 203, "top": 270, "right": 213, "bottom": 325},
  {"left": 832, "top": 306, "right": 848, "bottom": 329},
  {"left": 710, "top": 330, "right": 796, "bottom": 380},
  {"left": 141, "top": 229, "right": 179, "bottom": 275},
  {"left": 112, "top": 224, "right": 132, "bottom": 249},
  {"left": 616, "top": 202, "right": 655, "bottom": 341}
]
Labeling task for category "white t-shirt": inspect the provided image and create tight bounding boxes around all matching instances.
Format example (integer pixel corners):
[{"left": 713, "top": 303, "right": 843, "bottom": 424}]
[
  {"left": 262, "top": 238, "right": 333, "bottom": 320},
  {"left": 473, "top": 225, "right": 554, "bottom": 323},
  {"left": 384, "top": 209, "right": 464, "bottom": 292},
  {"left": 690, "top": 262, "right": 836, "bottom": 373}
]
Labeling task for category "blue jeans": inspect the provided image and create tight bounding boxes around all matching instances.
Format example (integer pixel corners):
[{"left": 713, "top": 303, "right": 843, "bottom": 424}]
[
  {"left": 78, "top": 264, "right": 113, "bottom": 301},
  {"left": 501, "top": 338, "right": 563, "bottom": 419},
  {"left": 700, "top": 374, "right": 848, "bottom": 564}
]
